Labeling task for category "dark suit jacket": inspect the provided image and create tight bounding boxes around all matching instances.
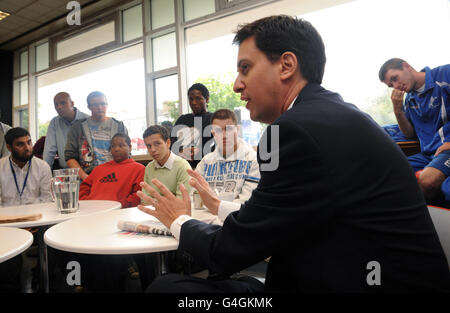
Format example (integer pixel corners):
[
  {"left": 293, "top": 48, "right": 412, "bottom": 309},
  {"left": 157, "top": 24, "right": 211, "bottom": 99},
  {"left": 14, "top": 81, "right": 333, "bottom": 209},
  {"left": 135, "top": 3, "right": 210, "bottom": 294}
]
[{"left": 179, "top": 83, "right": 450, "bottom": 292}]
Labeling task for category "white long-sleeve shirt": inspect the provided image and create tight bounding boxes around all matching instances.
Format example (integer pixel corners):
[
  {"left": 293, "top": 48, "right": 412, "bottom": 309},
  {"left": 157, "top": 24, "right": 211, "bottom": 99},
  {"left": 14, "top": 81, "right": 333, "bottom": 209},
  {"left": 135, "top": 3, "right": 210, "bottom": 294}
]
[
  {"left": 171, "top": 201, "right": 241, "bottom": 239},
  {"left": 0, "top": 156, "right": 53, "bottom": 207}
]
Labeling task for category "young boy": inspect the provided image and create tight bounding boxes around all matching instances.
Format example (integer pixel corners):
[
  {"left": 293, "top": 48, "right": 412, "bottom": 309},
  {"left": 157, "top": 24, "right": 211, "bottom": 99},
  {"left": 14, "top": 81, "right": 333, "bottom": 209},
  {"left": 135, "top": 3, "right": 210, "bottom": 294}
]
[
  {"left": 136, "top": 125, "right": 193, "bottom": 287},
  {"left": 142, "top": 125, "right": 191, "bottom": 199},
  {"left": 79, "top": 133, "right": 144, "bottom": 208},
  {"left": 71, "top": 133, "right": 144, "bottom": 292}
]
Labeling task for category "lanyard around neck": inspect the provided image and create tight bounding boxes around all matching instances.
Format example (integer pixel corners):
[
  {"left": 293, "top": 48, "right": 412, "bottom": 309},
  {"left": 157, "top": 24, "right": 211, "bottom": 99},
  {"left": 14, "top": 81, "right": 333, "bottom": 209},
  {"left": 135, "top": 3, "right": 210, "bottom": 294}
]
[{"left": 9, "top": 157, "right": 32, "bottom": 200}]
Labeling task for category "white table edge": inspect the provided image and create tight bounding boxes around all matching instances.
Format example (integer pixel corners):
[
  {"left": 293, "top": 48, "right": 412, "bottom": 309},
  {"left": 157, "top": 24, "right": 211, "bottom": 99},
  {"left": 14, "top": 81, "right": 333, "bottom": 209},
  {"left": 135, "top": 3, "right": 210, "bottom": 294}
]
[
  {"left": 43, "top": 232, "right": 178, "bottom": 255},
  {"left": 0, "top": 228, "right": 33, "bottom": 263},
  {"left": 0, "top": 200, "right": 122, "bottom": 228}
]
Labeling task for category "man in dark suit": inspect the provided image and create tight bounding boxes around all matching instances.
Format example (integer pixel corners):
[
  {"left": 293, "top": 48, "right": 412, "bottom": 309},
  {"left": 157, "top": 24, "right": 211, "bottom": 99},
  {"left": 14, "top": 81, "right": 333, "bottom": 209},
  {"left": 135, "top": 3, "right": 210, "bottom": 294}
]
[{"left": 137, "top": 15, "right": 450, "bottom": 292}]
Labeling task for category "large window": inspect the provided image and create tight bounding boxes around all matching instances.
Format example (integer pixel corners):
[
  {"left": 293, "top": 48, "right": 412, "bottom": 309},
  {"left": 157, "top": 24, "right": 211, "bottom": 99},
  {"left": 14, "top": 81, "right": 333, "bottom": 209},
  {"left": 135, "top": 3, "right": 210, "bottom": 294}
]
[
  {"left": 301, "top": 0, "right": 450, "bottom": 125},
  {"left": 186, "top": 0, "right": 450, "bottom": 128},
  {"left": 155, "top": 74, "right": 179, "bottom": 123},
  {"left": 12, "top": 0, "right": 449, "bottom": 147},
  {"left": 37, "top": 44, "right": 147, "bottom": 155}
]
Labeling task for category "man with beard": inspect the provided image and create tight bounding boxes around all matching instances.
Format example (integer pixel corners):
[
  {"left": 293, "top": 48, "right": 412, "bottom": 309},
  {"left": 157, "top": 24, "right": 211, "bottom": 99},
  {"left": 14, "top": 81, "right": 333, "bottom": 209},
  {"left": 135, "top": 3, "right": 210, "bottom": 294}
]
[
  {"left": 0, "top": 127, "right": 52, "bottom": 207},
  {"left": 0, "top": 127, "right": 53, "bottom": 292}
]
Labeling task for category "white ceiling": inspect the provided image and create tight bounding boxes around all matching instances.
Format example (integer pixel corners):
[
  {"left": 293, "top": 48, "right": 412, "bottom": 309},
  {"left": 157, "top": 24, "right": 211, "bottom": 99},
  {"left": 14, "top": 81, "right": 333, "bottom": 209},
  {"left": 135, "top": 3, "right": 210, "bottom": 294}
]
[
  {"left": 0, "top": 0, "right": 96, "bottom": 48},
  {"left": 0, "top": 0, "right": 134, "bottom": 51}
]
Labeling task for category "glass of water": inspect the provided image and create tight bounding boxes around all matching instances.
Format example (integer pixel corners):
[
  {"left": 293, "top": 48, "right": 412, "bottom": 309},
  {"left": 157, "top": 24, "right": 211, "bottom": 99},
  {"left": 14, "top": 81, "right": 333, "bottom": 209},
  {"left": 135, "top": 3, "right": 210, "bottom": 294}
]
[{"left": 52, "top": 168, "right": 80, "bottom": 214}]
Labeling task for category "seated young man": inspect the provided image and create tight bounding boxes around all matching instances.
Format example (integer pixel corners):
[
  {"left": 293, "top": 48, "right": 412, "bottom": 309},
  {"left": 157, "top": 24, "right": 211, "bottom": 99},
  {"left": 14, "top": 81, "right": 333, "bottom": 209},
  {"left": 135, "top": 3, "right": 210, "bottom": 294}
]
[
  {"left": 195, "top": 109, "right": 260, "bottom": 225},
  {"left": 137, "top": 125, "right": 193, "bottom": 282},
  {"left": 0, "top": 127, "right": 52, "bottom": 292},
  {"left": 142, "top": 125, "right": 191, "bottom": 199},
  {"left": 79, "top": 133, "right": 144, "bottom": 208},
  {"left": 0, "top": 127, "right": 52, "bottom": 207},
  {"left": 379, "top": 58, "right": 450, "bottom": 203},
  {"left": 196, "top": 109, "right": 260, "bottom": 202}
]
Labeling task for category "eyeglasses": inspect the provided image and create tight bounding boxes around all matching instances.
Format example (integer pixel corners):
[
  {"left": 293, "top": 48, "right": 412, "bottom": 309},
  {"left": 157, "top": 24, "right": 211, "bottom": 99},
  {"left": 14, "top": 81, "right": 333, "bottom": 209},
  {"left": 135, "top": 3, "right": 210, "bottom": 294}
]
[
  {"left": 89, "top": 102, "right": 108, "bottom": 108},
  {"left": 211, "top": 125, "right": 237, "bottom": 135}
]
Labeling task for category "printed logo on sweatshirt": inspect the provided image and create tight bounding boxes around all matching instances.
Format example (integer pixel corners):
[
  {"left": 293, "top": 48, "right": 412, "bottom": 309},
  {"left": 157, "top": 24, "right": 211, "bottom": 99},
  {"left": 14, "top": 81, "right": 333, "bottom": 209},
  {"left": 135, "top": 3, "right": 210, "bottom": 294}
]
[{"left": 99, "top": 172, "right": 118, "bottom": 183}]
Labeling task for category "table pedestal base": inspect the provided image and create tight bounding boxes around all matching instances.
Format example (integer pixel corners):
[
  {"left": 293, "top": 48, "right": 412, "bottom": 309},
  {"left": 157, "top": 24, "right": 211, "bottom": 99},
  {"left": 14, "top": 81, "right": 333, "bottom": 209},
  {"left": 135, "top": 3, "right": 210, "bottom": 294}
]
[{"left": 37, "top": 226, "right": 49, "bottom": 293}]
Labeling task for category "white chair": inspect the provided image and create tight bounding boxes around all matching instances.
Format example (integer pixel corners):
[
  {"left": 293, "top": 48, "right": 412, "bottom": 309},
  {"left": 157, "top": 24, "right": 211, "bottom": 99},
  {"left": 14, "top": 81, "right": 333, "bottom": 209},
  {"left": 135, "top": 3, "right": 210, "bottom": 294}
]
[{"left": 428, "top": 206, "right": 450, "bottom": 269}]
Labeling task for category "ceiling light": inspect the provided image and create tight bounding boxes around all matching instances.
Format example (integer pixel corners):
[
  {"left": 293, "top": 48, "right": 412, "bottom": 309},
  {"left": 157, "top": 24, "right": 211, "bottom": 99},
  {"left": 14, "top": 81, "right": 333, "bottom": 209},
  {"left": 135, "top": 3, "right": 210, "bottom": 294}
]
[{"left": 0, "top": 10, "right": 11, "bottom": 21}]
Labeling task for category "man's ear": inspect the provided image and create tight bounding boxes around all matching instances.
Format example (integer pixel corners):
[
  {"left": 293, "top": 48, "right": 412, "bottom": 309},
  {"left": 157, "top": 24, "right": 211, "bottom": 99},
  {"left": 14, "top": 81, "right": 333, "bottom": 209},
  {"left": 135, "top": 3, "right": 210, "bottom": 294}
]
[
  {"left": 279, "top": 51, "right": 298, "bottom": 81},
  {"left": 402, "top": 62, "right": 412, "bottom": 71},
  {"left": 166, "top": 138, "right": 171, "bottom": 148},
  {"left": 6, "top": 144, "right": 12, "bottom": 153}
]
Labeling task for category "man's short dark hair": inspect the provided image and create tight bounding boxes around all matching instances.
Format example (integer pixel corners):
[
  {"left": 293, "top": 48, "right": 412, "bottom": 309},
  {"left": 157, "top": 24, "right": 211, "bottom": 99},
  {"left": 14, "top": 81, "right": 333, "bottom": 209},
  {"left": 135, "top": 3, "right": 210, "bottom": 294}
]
[
  {"left": 143, "top": 125, "right": 170, "bottom": 141},
  {"left": 233, "top": 15, "right": 326, "bottom": 84},
  {"left": 112, "top": 133, "right": 131, "bottom": 147},
  {"left": 188, "top": 83, "right": 210, "bottom": 99},
  {"left": 5, "top": 127, "right": 30, "bottom": 145},
  {"left": 211, "top": 109, "right": 238, "bottom": 125},
  {"left": 87, "top": 91, "right": 107, "bottom": 106},
  {"left": 378, "top": 58, "right": 406, "bottom": 82}
]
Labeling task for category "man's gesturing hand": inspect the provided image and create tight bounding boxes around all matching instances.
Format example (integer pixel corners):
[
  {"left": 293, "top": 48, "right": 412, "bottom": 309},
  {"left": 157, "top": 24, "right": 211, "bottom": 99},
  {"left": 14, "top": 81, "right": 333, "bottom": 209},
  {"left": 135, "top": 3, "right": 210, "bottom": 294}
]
[
  {"left": 187, "top": 169, "right": 221, "bottom": 215},
  {"left": 137, "top": 180, "right": 191, "bottom": 228}
]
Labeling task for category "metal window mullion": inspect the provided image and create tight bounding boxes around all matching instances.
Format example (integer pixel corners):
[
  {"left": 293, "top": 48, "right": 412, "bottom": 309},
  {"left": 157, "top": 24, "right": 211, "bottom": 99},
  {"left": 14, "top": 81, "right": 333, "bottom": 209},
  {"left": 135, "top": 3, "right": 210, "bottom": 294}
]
[
  {"left": 175, "top": 0, "right": 188, "bottom": 116},
  {"left": 144, "top": 25, "right": 177, "bottom": 38},
  {"left": 182, "top": 0, "right": 277, "bottom": 28},
  {"left": 142, "top": 0, "right": 153, "bottom": 126},
  {"left": 148, "top": 67, "right": 178, "bottom": 79},
  {"left": 143, "top": 0, "right": 151, "bottom": 34},
  {"left": 29, "top": 44, "right": 37, "bottom": 139}
]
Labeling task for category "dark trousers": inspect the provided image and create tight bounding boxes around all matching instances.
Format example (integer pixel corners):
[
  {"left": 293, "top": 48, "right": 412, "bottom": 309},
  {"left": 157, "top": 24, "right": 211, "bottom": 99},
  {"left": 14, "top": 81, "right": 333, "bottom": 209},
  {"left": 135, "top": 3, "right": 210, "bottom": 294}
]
[
  {"left": 133, "top": 253, "right": 159, "bottom": 292},
  {"left": 48, "top": 247, "right": 128, "bottom": 292},
  {"left": 0, "top": 254, "right": 22, "bottom": 292},
  {"left": 146, "top": 273, "right": 264, "bottom": 293}
]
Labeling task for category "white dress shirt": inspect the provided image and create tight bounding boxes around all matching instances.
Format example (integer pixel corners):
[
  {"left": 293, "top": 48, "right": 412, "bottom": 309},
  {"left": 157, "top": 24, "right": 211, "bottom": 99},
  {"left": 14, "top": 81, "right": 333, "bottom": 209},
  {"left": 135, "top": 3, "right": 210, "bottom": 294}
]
[
  {"left": 154, "top": 151, "right": 176, "bottom": 169},
  {"left": 170, "top": 201, "right": 241, "bottom": 240},
  {"left": 0, "top": 156, "right": 53, "bottom": 207}
]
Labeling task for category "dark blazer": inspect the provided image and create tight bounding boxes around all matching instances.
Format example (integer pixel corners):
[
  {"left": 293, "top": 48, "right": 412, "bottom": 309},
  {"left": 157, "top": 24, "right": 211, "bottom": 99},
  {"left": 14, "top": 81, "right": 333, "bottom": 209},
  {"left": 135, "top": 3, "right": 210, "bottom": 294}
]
[{"left": 179, "top": 83, "right": 450, "bottom": 292}]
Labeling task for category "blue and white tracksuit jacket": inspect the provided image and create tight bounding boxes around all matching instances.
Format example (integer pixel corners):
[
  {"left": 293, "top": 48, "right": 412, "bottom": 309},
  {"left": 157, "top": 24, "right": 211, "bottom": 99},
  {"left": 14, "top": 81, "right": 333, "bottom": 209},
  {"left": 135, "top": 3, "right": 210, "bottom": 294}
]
[
  {"left": 404, "top": 65, "right": 450, "bottom": 155},
  {"left": 195, "top": 138, "right": 260, "bottom": 204}
]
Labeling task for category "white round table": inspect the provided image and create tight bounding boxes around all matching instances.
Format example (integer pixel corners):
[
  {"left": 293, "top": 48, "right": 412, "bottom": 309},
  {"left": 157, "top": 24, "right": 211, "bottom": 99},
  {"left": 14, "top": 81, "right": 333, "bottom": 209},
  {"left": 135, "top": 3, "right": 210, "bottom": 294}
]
[
  {"left": 0, "top": 227, "right": 33, "bottom": 263},
  {"left": 0, "top": 200, "right": 121, "bottom": 292},
  {"left": 44, "top": 207, "right": 178, "bottom": 255},
  {"left": 0, "top": 200, "right": 122, "bottom": 228},
  {"left": 45, "top": 207, "right": 179, "bottom": 281}
]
